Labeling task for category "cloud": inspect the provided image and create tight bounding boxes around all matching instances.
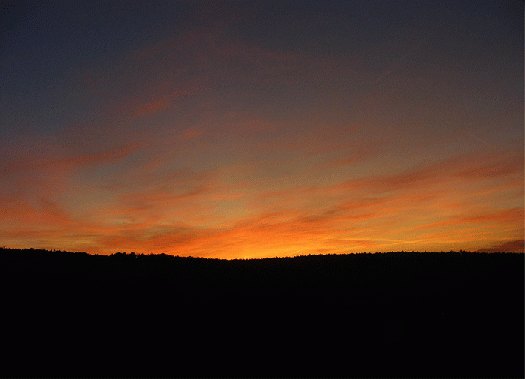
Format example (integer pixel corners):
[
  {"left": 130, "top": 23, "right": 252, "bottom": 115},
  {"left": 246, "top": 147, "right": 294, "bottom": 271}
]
[
  {"left": 1, "top": 140, "right": 141, "bottom": 177},
  {"left": 181, "top": 128, "right": 202, "bottom": 140},
  {"left": 133, "top": 97, "right": 171, "bottom": 117},
  {"left": 3, "top": 142, "right": 521, "bottom": 258},
  {"left": 317, "top": 157, "right": 362, "bottom": 170},
  {"left": 411, "top": 208, "right": 524, "bottom": 230},
  {"left": 333, "top": 151, "right": 523, "bottom": 195},
  {"left": 451, "top": 152, "right": 523, "bottom": 180},
  {"left": 0, "top": 141, "right": 144, "bottom": 237},
  {"left": 477, "top": 240, "right": 524, "bottom": 253}
]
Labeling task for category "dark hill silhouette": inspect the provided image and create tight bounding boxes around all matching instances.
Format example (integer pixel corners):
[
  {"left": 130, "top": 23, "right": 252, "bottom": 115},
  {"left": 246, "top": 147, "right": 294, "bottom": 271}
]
[{"left": 0, "top": 248, "right": 523, "bottom": 377}]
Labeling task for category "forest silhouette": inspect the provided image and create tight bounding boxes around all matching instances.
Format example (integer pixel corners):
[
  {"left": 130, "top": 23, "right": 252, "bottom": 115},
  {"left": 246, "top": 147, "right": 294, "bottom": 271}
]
[{"left": 1, "top": 247, "right": 523, "bottom": 377}]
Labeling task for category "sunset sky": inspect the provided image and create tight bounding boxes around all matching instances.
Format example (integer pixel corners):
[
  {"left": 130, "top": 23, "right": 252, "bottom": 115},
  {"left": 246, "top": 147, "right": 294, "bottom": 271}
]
[{"left": 1, "top": 1, "right": 523, "bottom": 258}]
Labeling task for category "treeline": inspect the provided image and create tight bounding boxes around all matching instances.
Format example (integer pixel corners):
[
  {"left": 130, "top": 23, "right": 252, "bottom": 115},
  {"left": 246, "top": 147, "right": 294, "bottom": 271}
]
[
  {"left": 1, "top": 247, "right": 523, "bottom": 377},
  {"left": 1, "top": 247, "right": 522, "bottom": 295}
]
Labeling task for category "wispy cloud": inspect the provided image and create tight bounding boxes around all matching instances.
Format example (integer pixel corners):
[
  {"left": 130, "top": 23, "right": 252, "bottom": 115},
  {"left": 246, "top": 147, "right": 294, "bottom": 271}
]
[{"left": 477, "top": 240, "right": 524, "bottom": 253}]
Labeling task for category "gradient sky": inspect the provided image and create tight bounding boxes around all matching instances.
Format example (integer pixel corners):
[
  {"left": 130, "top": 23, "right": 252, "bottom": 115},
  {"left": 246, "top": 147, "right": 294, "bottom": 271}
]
[{"left": 1, "top": 0, "right": 523, "bottom": 258}]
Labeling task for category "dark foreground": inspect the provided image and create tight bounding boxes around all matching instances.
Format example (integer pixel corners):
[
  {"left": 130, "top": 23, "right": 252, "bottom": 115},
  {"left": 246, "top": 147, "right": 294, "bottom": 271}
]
[{"left": 1, "top": 248, "right": 523, "bottom": 377}]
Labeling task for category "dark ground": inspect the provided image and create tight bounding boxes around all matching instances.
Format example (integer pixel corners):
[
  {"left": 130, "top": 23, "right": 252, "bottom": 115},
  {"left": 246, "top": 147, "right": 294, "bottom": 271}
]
[{"left": 0, "top": 248, "right": 523, "bottom": 377}]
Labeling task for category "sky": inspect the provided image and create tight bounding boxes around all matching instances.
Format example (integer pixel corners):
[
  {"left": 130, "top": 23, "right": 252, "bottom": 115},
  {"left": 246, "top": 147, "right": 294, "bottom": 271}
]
[{"left": 1, "top": 0, "right": 523, "bottom": 258}]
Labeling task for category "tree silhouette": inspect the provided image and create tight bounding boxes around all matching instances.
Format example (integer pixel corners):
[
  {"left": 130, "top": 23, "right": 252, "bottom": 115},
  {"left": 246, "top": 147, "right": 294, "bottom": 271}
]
[{"left": 0, "top": 247, "right": 522, "bottom": 377}]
